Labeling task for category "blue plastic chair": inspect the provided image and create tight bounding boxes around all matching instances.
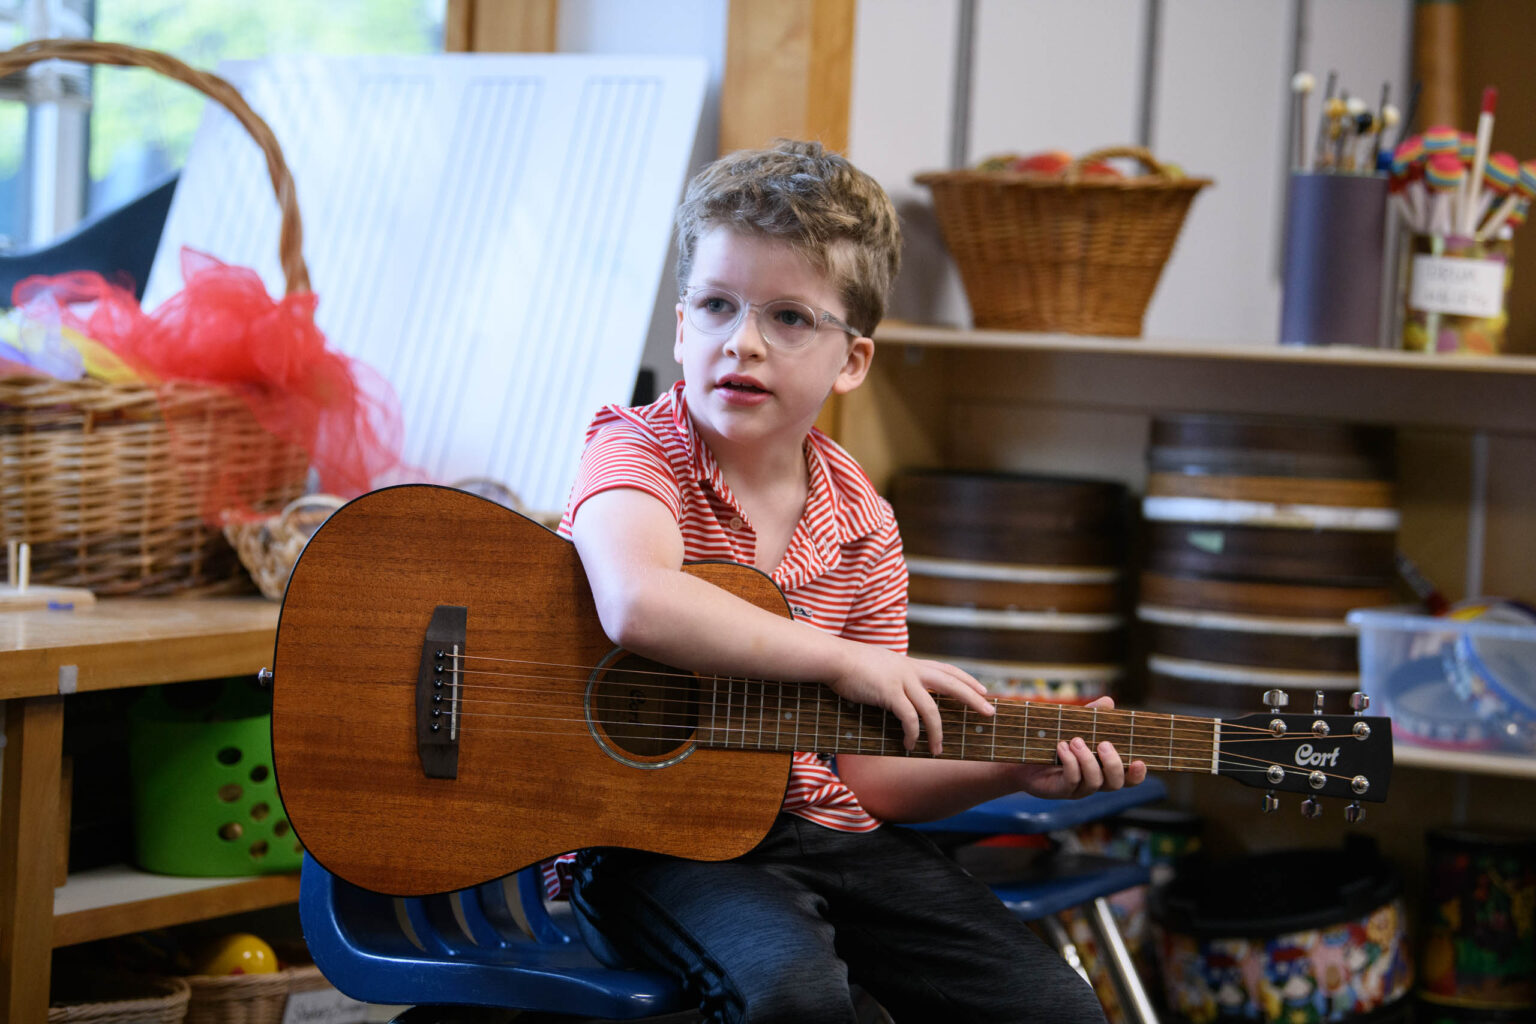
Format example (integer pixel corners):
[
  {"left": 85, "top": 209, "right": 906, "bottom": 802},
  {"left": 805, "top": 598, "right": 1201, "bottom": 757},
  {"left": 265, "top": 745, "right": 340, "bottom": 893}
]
[
  {"left": 301, "top": 783, "right": 1168, "bottom": 1021},
  {"left": 299, "top": 858, "right": 689, "bottom": 1020},
  {"left": 909, "top": 779, "right": 1170, "bottom": 1024},
  {"left": 0, "top": 174, "right": 177, "bottom": 303}
]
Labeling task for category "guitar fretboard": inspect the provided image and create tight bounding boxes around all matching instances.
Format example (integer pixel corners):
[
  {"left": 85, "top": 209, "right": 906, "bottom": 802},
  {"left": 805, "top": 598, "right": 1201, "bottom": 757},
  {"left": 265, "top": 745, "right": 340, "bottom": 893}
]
[{"left": 696, "top": 677, "right": 1218, "bottom": 774}]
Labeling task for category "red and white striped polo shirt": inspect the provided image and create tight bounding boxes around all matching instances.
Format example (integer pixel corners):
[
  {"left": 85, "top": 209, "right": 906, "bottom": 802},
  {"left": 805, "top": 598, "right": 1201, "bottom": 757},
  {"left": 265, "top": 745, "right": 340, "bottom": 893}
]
[{"left": 543, "top": 382, "right": 904, "bottom": 897}]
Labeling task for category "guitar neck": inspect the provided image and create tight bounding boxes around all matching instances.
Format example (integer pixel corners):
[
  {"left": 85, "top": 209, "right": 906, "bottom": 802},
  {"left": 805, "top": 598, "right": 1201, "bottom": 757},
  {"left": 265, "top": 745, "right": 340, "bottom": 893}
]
[{"left": 696, "top": 677, "right": 1217, "bottom": 774}]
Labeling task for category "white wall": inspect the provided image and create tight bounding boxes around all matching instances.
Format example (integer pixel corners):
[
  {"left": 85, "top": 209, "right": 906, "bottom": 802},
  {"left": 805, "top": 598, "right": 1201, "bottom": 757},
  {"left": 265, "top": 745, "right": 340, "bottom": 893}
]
[
  {"left": 557, "top": 0, "right": 729, "bottom": 392},
  {"left": 554, "top": 0, "right": 1411, "bottom": 354},
  {"left": 849, "top": 0, "right": 1412, "bottom": 345}
]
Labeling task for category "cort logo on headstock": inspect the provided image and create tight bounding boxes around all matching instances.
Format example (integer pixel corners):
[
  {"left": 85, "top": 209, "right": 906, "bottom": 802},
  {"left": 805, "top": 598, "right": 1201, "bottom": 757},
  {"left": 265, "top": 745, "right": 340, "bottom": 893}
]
[{"left": 1294, "top": 742, "right": 1341, "bottom": 768}]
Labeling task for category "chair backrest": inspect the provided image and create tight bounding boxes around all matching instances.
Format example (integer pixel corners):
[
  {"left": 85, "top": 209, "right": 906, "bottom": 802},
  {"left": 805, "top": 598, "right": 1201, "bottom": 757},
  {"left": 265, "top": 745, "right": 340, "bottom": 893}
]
[
  {"left": 0, "top": 174, "right": 177, "bottom": 304},
  {"left": 911, "top": 777, "right": 1169, "bottom": 838},
  {"left": 298, "top": 857, "right": 686, "bottom": 1019}
]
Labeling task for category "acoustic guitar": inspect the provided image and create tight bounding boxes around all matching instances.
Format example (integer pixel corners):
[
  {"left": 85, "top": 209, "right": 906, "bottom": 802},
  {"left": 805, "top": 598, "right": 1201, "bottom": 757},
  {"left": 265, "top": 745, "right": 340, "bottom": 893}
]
[{"left": 271, "top": 484, "right": 1394, "bottom": 897}]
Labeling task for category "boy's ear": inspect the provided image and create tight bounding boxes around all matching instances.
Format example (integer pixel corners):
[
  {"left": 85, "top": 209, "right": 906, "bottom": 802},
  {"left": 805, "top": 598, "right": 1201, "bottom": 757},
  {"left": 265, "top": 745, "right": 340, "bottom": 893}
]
[
  {"left": 673, "top": 303, "right": 686, "bottom": 364},
  {"left": 831, "top": 335, "right": 874, "bottom": 395}
]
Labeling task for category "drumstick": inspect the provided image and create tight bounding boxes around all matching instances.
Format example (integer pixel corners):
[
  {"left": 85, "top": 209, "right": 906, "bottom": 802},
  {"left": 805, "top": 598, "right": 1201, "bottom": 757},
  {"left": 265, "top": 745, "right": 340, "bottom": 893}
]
[{"left": 1463, "top": 87, "right": 1497, "bottom": 236}]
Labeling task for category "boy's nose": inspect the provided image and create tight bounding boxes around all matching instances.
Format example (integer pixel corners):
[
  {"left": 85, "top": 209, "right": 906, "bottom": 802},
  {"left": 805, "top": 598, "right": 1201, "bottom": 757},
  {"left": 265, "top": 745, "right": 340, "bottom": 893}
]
[{"left": 722, "top": 313, "right": 767, "bottom": 358}]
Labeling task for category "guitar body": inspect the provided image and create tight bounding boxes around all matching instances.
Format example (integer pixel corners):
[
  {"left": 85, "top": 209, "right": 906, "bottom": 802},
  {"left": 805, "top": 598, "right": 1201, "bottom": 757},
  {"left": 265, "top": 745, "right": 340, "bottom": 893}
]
[{"left": 273, "top": 484, "right": 792, "bottom": 896}]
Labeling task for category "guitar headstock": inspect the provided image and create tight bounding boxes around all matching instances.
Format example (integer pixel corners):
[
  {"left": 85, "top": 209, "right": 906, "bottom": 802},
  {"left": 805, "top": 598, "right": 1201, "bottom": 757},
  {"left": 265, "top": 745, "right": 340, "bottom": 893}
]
[{"left": 1219, "top": 689, "right": 1392, "bottom": 820}]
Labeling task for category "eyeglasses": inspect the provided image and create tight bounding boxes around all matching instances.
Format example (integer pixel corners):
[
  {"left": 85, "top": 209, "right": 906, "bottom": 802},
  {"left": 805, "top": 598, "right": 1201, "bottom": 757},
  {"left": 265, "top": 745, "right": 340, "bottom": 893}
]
[{"left": 680, "top": 286, "right": 859, "bottom": 351}]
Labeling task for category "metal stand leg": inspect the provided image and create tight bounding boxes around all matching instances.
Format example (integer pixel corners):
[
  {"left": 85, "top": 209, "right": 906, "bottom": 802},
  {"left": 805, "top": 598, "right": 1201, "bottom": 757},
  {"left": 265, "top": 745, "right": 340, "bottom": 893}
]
[
  {"left": 1038, "top": 914, "right": 1092, "bottom": 987},
  {"left": 1084, "top": 896, "right": 1159, "bottom": 1024}
]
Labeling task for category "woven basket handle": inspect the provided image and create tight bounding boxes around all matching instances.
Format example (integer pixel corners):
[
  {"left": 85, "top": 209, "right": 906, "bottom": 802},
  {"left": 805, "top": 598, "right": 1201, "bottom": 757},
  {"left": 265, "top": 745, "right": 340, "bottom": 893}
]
[
  {"left": 1064, "top": 146, "right": 1179, "bottom": 182},
  {"left": 0, "top": 38, "right": 310, "bottom": 294},
  {"left": 275, "top": 493, "right": 345, "bottom": 531}
]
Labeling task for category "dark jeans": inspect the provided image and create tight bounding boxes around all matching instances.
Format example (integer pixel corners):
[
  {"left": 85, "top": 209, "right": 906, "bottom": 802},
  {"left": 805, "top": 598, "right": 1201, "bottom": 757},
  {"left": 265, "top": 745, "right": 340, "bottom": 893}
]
[{"left": 569, "top": 814, "right": 1107, "bottom": 1024}]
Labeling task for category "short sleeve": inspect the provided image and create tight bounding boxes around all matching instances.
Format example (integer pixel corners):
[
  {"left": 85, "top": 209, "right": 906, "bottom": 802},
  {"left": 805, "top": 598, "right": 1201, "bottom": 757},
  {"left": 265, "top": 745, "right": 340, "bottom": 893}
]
[{"left": 564, "top": 419, "right": 684, "bottom": 528}]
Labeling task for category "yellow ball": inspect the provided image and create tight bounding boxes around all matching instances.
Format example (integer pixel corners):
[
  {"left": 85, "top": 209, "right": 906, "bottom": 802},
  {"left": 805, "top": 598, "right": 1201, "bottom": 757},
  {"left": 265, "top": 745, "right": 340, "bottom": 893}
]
[{"left": 197, "top": 933, "right": 278, "bottom": 976}]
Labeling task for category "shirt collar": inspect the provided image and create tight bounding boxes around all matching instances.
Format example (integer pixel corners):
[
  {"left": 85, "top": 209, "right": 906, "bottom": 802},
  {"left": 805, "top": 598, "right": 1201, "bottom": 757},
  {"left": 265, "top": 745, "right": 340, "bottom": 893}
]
[{"left": 665, "top": 380, "right": 887, "bottom": 586}]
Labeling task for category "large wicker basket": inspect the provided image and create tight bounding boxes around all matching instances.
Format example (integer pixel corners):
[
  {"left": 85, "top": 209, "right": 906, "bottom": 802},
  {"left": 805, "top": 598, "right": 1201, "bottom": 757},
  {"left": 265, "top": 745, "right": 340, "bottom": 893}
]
[
  {"left": 916, "top": 146, "right": 1211, "bottom": 336},
  {"left": 0, "top": 39, "right": 313, "bottom": 595},
  {"left": 49, "top": 974, "right": 190, "bottom": 1024}
]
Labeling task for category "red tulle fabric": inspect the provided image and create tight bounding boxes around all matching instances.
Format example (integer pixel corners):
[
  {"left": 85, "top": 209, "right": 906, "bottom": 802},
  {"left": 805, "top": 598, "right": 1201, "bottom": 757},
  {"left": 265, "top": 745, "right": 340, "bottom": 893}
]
[{"left": 15, "top": 249, "right": 410, "bottom": 523}]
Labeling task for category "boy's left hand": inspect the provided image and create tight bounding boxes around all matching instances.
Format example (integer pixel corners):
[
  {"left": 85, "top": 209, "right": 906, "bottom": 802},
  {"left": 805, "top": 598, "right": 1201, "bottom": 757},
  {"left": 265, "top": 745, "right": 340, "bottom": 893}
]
[{"left": 1011, "top": 696, "right": 1148, "bottom": 799}]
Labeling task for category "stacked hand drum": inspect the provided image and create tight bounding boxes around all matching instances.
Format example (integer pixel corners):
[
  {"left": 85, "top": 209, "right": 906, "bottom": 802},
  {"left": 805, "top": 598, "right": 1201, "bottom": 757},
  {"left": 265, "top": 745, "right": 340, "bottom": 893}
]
[
  {"left": 1140, "top": 414, "right": 1399, "bottom": 716},
  {"left": 890, "top": 471, "right": 1130, "bottom": 703}
]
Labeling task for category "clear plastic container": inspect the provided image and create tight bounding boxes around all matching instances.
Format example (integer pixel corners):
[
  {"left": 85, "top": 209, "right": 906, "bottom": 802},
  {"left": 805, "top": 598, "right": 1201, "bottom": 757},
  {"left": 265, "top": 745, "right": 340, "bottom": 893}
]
[{"left": 1348, "top": 606, "right": 1536, "bottom": 754}]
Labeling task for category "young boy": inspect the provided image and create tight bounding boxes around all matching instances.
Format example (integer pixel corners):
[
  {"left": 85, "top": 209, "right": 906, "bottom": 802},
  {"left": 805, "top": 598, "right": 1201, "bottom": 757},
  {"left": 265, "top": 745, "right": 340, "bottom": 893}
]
[{"left": 558, "top": 139, "right": 1147, "bottom": 1023}]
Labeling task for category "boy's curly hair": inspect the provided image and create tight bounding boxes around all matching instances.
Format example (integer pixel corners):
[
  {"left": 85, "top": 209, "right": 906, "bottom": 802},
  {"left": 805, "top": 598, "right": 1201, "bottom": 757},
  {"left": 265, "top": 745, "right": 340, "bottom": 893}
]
[{"left": 675, "top": 139, "right": 901, "bottom": 338}]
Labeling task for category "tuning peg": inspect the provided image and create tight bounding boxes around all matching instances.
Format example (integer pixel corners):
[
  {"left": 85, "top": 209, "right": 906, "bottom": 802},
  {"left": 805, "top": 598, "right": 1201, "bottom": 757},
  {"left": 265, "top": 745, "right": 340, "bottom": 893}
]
[
  {"left": 1313, "top": 690, "right": 1327, "bottom": 715},
  {"left": 1264, "top": 688, "right": 1290, "bottom": 714},
  {"left": 1301, "top": 796, "right": 1323, "bottom": 819},
  {"left": 1345, "top": 801, "right": 1365, "bottom": 824},
  {"left": 1350, "top": 691, "right": 1371, "bottom": 714},
  {"left": 256, "top": 668, "right": 274, "bottom": 688},
  {"left": 1262, "top": 791, "right": 1280, "bottom": 813}
]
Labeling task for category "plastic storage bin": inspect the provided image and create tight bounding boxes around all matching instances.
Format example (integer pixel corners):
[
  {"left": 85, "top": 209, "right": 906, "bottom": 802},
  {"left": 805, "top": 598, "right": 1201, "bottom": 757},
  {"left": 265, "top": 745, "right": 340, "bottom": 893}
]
[
  {"left": 129, "top": 680, "right": 304, "bottom": 876},
  {"left": 1348, "top": 605, "right": 1536, "bottom": 754}
]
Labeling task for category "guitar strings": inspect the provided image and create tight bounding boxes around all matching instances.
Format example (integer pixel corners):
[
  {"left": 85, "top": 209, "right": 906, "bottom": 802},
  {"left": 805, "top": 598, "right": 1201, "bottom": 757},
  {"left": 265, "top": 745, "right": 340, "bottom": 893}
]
[
  {"left": 403, "top": 710, "right": 1364, "bottom": 787},
  {"left": 414, "top": 656, "right": 1349, "bottom": 745},
  {"left": 408, "top": 680, "right": 1373, "bottom": 778},
  {"left": 430, "top": 672, "right": 1284, "bottom": 747},
  {"left": 434, "top": 655, "right": 1296, "bottom": 739},
  {"left": 449, "top": 685, "right": 1334, "bottom": 753},
  {"left": 445, "top": 706, "right": 1308, "bottom": 767},
  {"left": 447, "top": 649, "right": 1331, "bottom": 738},
  {"left": 447, "top": 703, "right": 1362, "bottom": 780}
]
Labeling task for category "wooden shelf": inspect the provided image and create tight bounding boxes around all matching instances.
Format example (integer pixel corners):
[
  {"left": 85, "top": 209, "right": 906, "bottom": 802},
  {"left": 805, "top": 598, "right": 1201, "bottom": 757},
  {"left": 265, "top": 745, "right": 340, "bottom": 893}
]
[
  {"left": 873, "top": 323, "right": 1536, "bottom": 434},
  {"left": 0, "top": 597, "right": 279, "bottom": 700},
  {"left": 878, "top": 321, "right": 1536, "bottom": 371},
  {"left": 52, "top": 865, "right": 300, "bottom": 948},
  {"left": 1393, "top": 745, "right": 1536, "bottom": 781}
]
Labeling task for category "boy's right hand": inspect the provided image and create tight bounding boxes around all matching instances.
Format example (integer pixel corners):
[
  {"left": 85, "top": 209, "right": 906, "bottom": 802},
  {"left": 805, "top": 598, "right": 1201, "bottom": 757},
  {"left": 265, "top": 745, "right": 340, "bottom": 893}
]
[{"left": 828, "top": 645, "right": 994, "bottom": 755}]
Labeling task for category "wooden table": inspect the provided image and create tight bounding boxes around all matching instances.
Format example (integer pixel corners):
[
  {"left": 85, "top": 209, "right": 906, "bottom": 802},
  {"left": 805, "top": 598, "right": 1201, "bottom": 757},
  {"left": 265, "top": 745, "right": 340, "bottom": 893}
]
[{"left": 0, "top": 597, "right": 286, "bottom": 1024}]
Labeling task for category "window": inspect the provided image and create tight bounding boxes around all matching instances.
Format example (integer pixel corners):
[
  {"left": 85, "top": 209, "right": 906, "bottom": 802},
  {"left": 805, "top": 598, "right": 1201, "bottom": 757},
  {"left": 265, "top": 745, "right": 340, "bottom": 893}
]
[{"left": 0, "top": 0, "right": 445, "bottom": 250}]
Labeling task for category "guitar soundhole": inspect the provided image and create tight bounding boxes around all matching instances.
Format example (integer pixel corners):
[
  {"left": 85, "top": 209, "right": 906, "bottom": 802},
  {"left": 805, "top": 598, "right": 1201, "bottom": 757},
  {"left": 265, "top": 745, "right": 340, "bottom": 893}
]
[{"left": 592, "top": 654, "right": 699, "bottom": 759}]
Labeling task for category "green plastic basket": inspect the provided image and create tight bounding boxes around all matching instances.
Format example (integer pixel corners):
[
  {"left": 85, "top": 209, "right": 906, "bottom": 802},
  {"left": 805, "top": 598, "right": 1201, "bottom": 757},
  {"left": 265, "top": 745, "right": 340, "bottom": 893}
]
[{"left": 128, "top": 680, "right": 303, "bottom": 876}]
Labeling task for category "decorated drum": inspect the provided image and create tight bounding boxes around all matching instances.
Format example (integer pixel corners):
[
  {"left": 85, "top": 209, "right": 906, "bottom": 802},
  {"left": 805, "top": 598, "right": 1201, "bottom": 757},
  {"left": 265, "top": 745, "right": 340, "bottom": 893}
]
[
  {"left": 1419, "top": 828, "right": 1536, "bottom": 1012},
  {"left": 1151, "top": 839, "right": 1412, "bottom": 1022}
]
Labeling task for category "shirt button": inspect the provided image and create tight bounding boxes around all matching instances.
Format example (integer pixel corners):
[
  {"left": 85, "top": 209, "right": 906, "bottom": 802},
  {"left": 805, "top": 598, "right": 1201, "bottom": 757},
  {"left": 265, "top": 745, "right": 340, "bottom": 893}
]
[{"left": 729, "top": 516, "right": 744, "bottom": 531}]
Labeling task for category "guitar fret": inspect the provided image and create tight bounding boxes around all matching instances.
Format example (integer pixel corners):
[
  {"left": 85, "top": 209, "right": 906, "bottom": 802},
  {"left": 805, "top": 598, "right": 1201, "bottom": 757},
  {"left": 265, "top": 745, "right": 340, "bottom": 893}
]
[
  {"left": 756, "top": 680, "right": 764, "bottom": 750},
  {"left": 814, "top": 687, "right": 822, "bottom": 752},
  {"left": 793, "top": 683, "right": 800, "bottom": 750},
  {"left": 722, "top": 678, "right": 732, "bottom": 747},
  {"left": 989, "top": 700, "right": 997, "bottom": 760},
  {"left": 709, "top": 676, "right": 719, "bottom": 747},
  {"left": 775, "top": 680, "right": 783, "bottom": 752},
  {"left": 1020, "top": 701, "right": 1029, "bottom": 762},
  {"left": 732, "top": 678, "right": 741, "bottom": 748}
]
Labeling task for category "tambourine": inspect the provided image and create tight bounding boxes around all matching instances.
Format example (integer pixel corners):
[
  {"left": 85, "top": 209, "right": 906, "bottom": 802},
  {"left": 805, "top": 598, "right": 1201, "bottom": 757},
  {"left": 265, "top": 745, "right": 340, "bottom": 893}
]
[
  {"left": 1384, "top": 655, "right": 1506, "bottom": 751},
  {"left": 1443, "top": 602, "right": 1536, "bottom": 739}
]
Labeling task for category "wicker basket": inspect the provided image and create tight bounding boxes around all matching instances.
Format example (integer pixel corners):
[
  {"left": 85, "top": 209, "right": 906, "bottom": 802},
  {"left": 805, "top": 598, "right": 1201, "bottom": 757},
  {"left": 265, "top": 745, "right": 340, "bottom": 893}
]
[
  {"left": 223, "top": 494, "right": 345, "bottom": 600},
  {"left": 916, "top": 146, "right": 1211, "bottom": 336},
  {"left": 0, "top": 39, "right": 314, "bottom": 595},
  {"left": 49, "top": 974, "right": 190, "bottom": 1024},
  {"left": 181, "top": 964, "right": 330, "bottom": 1024}
]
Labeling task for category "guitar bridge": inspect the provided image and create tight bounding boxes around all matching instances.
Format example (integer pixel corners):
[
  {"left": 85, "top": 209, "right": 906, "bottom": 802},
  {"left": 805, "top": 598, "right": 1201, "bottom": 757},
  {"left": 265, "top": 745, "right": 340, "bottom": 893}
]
[{"left": 417, "top": 605, "right": 467, "bottom": 779}]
